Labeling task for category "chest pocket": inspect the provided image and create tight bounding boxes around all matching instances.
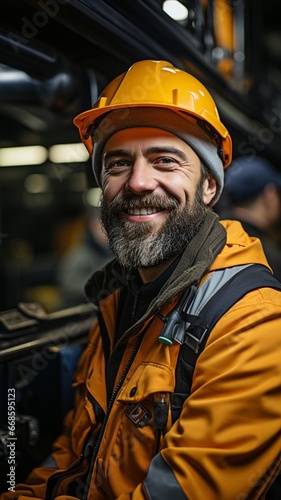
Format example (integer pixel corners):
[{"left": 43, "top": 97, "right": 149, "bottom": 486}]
[
  {"left": 117, "top": 362, "right": 175, "bottom": 432},
  {"left": 117, "top": 362, "right": 175, "bottom": 404}
]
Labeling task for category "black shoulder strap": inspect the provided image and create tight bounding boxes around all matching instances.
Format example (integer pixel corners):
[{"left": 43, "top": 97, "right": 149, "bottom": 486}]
[{"left": 172, "top": 264, "right": 281, "bottom": 419}]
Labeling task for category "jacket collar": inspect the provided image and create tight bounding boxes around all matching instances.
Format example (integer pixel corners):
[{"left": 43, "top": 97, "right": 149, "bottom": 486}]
[{"left": 85, "top": 210, "right": 226, "bottom": 324}]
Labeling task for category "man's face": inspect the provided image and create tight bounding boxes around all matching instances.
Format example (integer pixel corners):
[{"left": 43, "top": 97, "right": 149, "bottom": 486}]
[{"left": 100, "top": 127, "right": 216, "bottom": 269}]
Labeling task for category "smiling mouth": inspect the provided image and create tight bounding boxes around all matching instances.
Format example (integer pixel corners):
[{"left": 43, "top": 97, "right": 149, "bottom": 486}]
[{"left": 127, "top": 207, "right": 159, "bottom": 215}]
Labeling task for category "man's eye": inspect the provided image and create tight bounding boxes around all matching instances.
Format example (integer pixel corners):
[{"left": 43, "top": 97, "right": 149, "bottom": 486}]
[
  {"left": 114, "top": 160, "right": 129, "bottom": 166},
  {"left": 110, "top": 160, "right": 129, "bottom": 167},
  {"left": 154, "top": 157, "right": 178, "bottom": 166},
  {"left": 161, "top": 157, "right": 174, "bottom": 163},
  {"left": 105, "top": 160, "right": 130, "bottom": 172}
]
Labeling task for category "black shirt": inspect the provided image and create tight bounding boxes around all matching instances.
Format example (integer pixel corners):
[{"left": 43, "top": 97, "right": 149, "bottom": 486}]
[
  {"left": 116, "top": 255, "right": 181, "bottom": 341},
  {"left": 106, "top": 255, "right": 181, "bottom": 400}
]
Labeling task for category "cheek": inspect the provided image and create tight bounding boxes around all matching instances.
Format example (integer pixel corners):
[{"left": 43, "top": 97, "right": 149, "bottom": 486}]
[
  {"left": 102, "top": 178, "right": 122, "bottom": 205},
  {"left": 166, "top": 165, "right": 201, "bottom": 197},
  {"left": 162, "top": 176, "right": 197, "bottom": 206}
]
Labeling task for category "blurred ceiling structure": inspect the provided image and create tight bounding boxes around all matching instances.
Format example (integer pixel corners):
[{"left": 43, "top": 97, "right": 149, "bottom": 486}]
[{"left": 0, "top": 0, "right": 280, "bottom": 163}]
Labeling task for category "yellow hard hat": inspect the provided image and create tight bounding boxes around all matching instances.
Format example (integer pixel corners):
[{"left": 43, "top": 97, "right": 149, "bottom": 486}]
[{"left": 73, "top": 59, "right": 232, "bottom": 168}]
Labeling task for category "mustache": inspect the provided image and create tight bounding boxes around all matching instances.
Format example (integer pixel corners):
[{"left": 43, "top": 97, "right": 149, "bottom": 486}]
[{"left": 108, "top": 193, "right": 180, "bottom": 212}]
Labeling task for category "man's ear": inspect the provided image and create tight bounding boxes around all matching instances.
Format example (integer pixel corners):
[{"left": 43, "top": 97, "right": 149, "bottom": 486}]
[
  {"left": 203, "top": 175, "right": 217, "bottom": 205},
  {"left": 262, "top": 183, "right": 278, "bottom": 206}
]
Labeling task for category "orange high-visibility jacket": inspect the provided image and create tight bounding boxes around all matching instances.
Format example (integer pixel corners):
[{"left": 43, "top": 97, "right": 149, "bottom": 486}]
[{"left": 3, "top": 220, "right": 281, "bottom": 500}]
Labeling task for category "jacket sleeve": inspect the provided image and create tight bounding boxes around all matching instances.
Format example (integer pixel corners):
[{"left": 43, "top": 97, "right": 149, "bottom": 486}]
[
  {"left": 0, "top": 406, "right": 77, "bottom": 500},
  {"left": 117, "top": 288, "right": 281, "bottom": 500},
  {"left": 0, "top": 320, "right": 99, "bottom": 500}
]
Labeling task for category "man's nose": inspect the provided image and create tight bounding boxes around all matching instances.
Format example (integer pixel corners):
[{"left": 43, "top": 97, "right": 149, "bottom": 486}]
[{"left": 126, "top": 160, "right": 158, "bottom": 194}]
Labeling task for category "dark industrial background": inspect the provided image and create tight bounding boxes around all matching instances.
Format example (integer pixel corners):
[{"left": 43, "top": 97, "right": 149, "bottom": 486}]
[{"left": 1, "top": 0, "right": 281, "bottom": 312}]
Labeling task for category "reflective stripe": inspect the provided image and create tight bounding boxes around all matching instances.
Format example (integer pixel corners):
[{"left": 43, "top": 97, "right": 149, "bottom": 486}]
[
  {"left": 144, "top": 453, "right": 187, "bottom": 499},
  {"left": 188, "top": 264, "right": 252, "bottom": 315}
]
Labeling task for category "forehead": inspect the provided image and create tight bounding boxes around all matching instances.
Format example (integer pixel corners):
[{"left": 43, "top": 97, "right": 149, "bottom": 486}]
[{"left": 102, "top": 127, "right": 198, "bottom": 157}]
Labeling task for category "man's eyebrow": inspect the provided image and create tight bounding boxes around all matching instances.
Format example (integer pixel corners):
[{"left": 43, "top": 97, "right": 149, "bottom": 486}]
[
  {"left": 103, "top": 149, "right": 130, "bottom": 163},
  {"left": 103, "top": 146, "right": 188, "bottom": 163},
  {"left": 145, "top": 146, "right": 187, "bottom": 161}
]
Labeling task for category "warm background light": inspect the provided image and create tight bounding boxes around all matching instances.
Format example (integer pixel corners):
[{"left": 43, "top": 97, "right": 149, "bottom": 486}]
[
  {"left": 0, "top": 145, "right": 48, "bottom": 166},
  {"left": 162, "top": 0, "right": 189, "bottom": 21},
  {"left": 49, "top": 143, "right": 89, "bottom": 164}
]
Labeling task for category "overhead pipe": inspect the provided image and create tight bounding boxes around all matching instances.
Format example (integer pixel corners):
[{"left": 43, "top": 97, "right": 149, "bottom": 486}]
[{"left": 0, "top": 27, "right": 89, "bottom": 115}]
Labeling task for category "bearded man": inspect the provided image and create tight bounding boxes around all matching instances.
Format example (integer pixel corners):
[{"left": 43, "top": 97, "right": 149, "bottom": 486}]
[{"left": 2, "top": 60, "right": 281, "bottom": 500}]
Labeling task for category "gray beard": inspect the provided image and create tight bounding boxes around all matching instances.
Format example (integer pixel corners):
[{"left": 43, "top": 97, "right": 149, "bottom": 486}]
[{"left": 100, "top": 191, "right": 207, "bottom": 270}]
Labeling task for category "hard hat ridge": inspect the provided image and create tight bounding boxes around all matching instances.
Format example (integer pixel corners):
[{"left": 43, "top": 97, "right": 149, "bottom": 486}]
[
  {"left": 74, "top": 60, "right": 232, "bottom": 165},
  {"left": 73, "top": 60, "right": 232, "bottom": 205}
]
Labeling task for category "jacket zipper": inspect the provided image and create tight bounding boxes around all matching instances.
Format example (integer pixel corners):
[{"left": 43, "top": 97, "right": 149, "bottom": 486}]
[
  {"left": 46, "top": 454, "right": 86, "bottom": 499},
  {"left": 82, "top": 323, "right": 151, "bottom": 500}
]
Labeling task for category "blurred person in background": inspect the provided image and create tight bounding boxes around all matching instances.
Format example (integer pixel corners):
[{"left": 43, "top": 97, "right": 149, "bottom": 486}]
[
  {"left": 57, "top": 207, "right": 113, "bottom": 307},
  {"left": 217, "top": 155, "right": 281, "bottom": 281}
]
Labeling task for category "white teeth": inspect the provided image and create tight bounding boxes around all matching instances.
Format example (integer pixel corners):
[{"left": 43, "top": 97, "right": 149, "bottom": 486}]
[{"left": 128, "top": 207, "right": 158, "bottom": 215}]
